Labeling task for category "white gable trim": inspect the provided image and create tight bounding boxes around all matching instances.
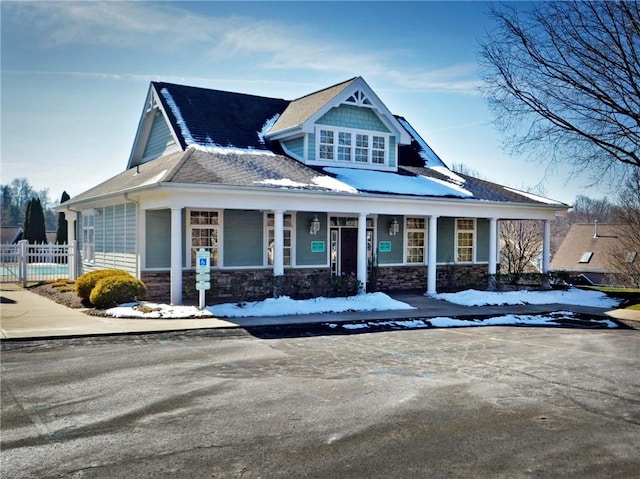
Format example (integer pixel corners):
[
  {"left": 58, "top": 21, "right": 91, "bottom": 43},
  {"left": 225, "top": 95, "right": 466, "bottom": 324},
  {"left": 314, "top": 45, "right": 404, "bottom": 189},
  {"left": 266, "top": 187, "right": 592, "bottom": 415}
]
[
  {"left": 303, "top": 77, "right": 411, "bottom": 145},
  {"left": 127, "top": 85, "right": 183, "bottom": 169}
]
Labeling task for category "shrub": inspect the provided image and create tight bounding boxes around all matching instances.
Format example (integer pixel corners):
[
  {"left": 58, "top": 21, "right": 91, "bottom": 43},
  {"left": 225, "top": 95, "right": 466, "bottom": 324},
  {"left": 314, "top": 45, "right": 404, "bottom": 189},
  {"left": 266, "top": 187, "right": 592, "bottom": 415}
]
[
  {"left": 89, "top": 275, "right": 147, "bottom": 309},
  {"left": 75, "top": 269, "right": 130, "bottom": 301}
]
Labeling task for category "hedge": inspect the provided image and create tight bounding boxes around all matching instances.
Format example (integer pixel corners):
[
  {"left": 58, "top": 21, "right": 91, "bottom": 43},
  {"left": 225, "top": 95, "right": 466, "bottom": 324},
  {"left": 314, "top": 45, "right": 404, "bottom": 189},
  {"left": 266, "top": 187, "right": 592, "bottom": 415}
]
[
  {"left": 75, "top": 269, "right": 131, "bottom": 301},
  {"left": 89, "top": 275, "right": 147, "bottom": 309}
]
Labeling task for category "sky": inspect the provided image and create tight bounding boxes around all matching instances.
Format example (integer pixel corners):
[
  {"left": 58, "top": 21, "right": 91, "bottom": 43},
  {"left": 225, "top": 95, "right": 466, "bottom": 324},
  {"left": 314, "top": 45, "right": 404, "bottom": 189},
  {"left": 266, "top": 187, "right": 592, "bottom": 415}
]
[{"left": 1, "top": 0, "right": 616, "bottom": 206}]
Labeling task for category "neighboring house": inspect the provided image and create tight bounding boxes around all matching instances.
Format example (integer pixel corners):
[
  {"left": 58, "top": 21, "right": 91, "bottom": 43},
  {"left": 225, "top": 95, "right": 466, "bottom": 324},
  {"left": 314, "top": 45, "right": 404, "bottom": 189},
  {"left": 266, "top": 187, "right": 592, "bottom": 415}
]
[
  {"left": 58, "top": 76, "right": 568, "bottom": 304},
  {"left": 0, "top": 226, "right": 23, "bottom": 244},
  {"left": 551, "top": 223, "right": 634, "bottom": 286}
]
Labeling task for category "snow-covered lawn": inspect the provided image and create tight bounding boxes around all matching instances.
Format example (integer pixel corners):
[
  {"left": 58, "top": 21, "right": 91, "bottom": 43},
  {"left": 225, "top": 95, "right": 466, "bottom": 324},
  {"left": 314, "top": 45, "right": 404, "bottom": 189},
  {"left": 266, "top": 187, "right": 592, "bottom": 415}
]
[
  {"left": 434, "top": 288, "right": 620, "bottom": 308},
  {"left": 105, "top": 288, "right": 619, "bottom": 320}
]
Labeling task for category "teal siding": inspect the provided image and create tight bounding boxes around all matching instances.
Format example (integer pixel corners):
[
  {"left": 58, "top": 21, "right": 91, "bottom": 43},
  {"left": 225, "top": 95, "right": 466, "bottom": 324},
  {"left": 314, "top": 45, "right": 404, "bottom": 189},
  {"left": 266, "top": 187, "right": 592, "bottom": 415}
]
[
  {"left": 142, "top": 114, "right": 175, "bottom": 162},
  {"left": 296, "top": 212, "right": 328, "bottom": 266},
  {"left": 86, "top": 203, "right": 138, "bottom": 273},
  {"left": 436, "top": 217, "right": 455, "bottom": 263},
  {"left": 316, "top": 104, "right": 390, "bottom": 132},
  {"left": 376, "top": 215, "right": 404, "bottom": 264},
  {"left": 223, "top": 210, "right": 263, "bottom": 267},
  {"left": 476, "top": 219, "right": 489, "bottom": 262},
  {"left": 146, "top": 209, "right": 171, "bottom": 268},
  {"left": 282, "top": 136, "right": 304, "bottom": 158},
  {"left": 389, "top": 137, "right": 397, "bottom": 167},
  {"left": 308, "top": 133, "right": 317, "bottom": 162}
]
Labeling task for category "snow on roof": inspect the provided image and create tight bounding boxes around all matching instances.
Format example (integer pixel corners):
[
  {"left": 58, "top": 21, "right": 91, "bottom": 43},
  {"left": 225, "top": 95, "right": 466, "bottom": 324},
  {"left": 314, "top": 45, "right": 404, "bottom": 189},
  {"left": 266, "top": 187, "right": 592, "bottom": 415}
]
[
  {"left": 161, "top": 87, "right": 275, "bottom": 156},
  {"left": 323, "top": 167, "right": 473, "bottom": 198},
  {"left": 396, "top": 117, "right": 446, "bottom": 168},
  {"left": 503, "top": 187, "right": 564, "bottom": 205}
]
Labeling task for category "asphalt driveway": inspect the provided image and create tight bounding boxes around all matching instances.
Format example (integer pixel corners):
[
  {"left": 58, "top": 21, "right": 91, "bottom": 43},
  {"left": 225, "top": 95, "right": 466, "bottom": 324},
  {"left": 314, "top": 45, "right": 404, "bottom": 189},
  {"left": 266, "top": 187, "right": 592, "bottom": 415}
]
[{"left": 2, "top": 326, "right": 639, "bottom": 478}]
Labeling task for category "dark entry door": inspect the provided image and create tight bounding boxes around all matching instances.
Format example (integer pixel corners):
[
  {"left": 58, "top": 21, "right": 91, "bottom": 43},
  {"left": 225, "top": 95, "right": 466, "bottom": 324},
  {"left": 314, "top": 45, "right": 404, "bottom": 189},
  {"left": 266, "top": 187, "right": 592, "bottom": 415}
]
[{"left": 340, "top": 228, "right": 358, "bottom": 276}]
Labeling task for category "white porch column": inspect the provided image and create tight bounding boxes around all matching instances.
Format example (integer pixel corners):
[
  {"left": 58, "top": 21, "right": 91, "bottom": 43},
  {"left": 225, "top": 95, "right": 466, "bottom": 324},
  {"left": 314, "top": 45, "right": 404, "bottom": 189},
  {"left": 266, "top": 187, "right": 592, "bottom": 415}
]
[
  {"left": 65, "top": 210, "right": 78, "bottom": 280},
  {"left": 137, "top": 207, "right": 146, "bottom": 279},
  {"left": 542, "top": 219, "right": 551, "bottom": 289},
  {"left": 357, "top": 212, "right": 368, "bottom": 293},
  {"left": 427, "top": 215, "right": 438, "bottom": 295},
  {"left": 488, "top": 218, "right": 499, "bottom": 290},
  {"left": 273, "top": 209, "right": 284, "bottom": 277},
  {"left": 542, "top": 219, "right": 551, "bottom": 274},
  {"left": 488, "top": 218, "right": 498, "bottom": 276},
  {"left": 170, "top": 207, "right": 183, "bottom": 305}
]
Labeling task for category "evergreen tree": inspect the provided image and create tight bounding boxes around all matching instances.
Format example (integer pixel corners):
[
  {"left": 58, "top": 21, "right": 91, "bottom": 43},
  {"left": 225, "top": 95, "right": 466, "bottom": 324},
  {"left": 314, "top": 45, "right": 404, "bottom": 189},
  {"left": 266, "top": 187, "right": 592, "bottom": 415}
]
[
  {"left": 55, "top": 191, "right": 70, "bottom": 244},
  {"left": 23, "top": 197, "right": 47, "bottom": 244}
]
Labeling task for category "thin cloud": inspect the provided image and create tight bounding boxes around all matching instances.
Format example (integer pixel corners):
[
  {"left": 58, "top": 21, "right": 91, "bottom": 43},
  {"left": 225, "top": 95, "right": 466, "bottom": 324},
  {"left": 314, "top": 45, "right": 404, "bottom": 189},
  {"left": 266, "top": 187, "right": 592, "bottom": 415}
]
[{"left": 4, "top": 1, "right": 480, "bottom": 95}]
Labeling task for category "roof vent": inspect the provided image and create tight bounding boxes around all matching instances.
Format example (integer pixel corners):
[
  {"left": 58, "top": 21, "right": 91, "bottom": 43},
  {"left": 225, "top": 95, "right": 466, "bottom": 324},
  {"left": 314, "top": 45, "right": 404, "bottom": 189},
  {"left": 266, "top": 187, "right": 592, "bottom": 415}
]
[
  {"left": 579, "top": 252, "right": 593, "bottom": 263},
  {"left": 594, "top": 220, "right": 599, "bottom": 238}
]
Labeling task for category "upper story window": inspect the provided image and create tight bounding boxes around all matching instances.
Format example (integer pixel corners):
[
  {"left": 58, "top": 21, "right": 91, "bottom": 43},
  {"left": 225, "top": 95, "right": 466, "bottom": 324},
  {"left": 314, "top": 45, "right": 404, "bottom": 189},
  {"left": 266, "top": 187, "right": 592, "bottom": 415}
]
[
  {"left": 188, "top": 210, "right": 219, "bottom": 267},
  {"left": 317, "top": 127, "right": 388, "bottom": 167},
  {"left": 456, "top": 218, "right": 475, "bottom": 263}
]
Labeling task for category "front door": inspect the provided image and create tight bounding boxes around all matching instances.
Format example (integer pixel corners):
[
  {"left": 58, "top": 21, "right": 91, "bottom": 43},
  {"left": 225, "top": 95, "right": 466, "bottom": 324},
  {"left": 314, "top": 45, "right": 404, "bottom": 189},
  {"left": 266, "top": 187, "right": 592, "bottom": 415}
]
[{"left": 340, "top": 228, "right": 358, "bottom": 276}]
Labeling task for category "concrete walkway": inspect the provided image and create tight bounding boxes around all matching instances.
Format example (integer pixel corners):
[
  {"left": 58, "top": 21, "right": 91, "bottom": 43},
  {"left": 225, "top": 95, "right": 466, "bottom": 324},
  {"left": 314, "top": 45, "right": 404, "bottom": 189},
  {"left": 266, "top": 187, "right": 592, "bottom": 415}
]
[{"left": 1, "top": 284, "right": 637, "bottom": 340}]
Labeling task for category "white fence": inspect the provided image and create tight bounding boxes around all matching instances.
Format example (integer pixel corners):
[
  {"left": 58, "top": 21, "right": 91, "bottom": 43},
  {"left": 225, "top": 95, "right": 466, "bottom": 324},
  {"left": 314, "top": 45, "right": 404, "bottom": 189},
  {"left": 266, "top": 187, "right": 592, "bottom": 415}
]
[{"left": 0, "top": 240, "right": 77, "bottom": 286}]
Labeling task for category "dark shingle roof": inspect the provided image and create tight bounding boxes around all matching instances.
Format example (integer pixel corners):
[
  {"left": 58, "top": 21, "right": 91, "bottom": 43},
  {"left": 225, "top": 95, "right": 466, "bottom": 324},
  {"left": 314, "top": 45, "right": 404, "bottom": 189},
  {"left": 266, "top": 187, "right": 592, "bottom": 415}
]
[
  {"left": 550, "top": 224, "right": 626, "bottom": 273},
  {"left": 154, "top": 82, "right": 290, "bottom": 151}
]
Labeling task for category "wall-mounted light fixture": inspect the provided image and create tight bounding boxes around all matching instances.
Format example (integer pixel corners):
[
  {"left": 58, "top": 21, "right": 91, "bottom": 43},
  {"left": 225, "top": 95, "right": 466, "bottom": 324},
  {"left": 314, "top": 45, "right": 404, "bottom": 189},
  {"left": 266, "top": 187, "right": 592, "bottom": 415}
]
[
  {"left": 389, "top": 217, "right": 400, "bottom": 236},
  {"left": 309, "top": 215, "right": 321, "bottom": 235}
]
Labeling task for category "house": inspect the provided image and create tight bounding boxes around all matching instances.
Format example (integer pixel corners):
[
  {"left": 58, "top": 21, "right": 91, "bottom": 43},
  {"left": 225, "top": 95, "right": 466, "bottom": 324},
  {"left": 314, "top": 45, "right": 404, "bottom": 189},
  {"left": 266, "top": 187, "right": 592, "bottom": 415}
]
[
  {"left": 58, "top": 77, "right": 568, "bottom": 304},
  {"left": 550, "top": 223, "right": 636, "bottom": 286},
  {"left": 0, "top": 226, "right": 23, "bottom": 245}
]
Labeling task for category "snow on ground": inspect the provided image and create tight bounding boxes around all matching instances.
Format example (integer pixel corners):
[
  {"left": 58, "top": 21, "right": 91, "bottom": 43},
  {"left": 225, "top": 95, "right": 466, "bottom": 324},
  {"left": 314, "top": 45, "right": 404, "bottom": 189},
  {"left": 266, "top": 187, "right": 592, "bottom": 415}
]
[
  {"left": 434, "top": 288, "right": 620, "bottom": 308},
  {"left": 105, "top": 288, "right": 619, "bottom": 320},
  {"left": 207, "top": 292, "right": 415, "bottom": 318}
]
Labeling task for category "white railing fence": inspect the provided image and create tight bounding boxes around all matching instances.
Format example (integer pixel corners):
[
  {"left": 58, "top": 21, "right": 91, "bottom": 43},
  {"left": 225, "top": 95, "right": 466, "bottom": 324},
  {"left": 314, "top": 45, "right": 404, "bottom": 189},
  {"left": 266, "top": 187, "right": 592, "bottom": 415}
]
[{"left": 0, "top": 240, "right": 77, "bottom": 286}]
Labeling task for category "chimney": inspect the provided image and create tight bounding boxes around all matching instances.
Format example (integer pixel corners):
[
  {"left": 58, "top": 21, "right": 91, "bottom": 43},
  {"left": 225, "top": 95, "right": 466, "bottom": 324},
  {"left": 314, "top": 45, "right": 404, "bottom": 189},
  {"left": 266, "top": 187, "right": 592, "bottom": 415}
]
[{"left": 594, "top": 220, "right": 599, "bottom": 239}]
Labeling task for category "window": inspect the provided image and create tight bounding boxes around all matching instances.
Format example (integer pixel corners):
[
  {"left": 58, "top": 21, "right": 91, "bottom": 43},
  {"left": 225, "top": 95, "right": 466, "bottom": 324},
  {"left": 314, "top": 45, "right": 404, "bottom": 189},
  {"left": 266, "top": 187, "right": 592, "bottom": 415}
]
[
  {"left": 266, "top": 213, "right": 292, "bottom": 266},
  {"left": 406, "top": 217, "right": 425, "bottom": 264},
  {"left": 579, "top": 252, "right": 593, "bottom": 263},
  {"left": 319, "top": 130, "right": 334, "bottom": 160},
  {"left": 316, "top": 127, "right": 388, "bottom": 166},
  {"left": 188, "top": 210, "right": 219, "bottom": 267},
  {"left": 626, "top": 251, "right": 637, "bottom": 263},
  {"left": 82, "top": 213, "right": 95, "bottom": 263},
  {"left": 456, "top": 219, "right": 475, "bottom": 263}
]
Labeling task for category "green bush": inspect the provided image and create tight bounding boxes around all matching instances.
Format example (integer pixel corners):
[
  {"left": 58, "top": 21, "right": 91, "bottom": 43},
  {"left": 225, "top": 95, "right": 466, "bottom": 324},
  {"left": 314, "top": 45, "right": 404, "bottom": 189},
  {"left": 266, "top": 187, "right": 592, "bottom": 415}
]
[
  {"left": 89, "top": 275, "right": 147, "bottom": 309},
  {"left": 75, "top": 269, "right": 131, "bottom": 301}
]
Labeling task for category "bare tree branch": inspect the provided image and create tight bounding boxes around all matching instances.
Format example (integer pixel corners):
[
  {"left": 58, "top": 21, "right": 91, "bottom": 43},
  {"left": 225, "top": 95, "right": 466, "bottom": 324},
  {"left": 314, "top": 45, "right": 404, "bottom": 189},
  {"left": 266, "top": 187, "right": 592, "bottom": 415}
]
[{"left": 480, "top": 1, "right": 640, "bottom": 187}]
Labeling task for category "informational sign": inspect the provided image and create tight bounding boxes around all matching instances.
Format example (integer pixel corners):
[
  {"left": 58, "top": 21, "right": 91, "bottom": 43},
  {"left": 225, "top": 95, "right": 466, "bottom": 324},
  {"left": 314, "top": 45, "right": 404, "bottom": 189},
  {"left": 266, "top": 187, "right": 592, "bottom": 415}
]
[
  {"left": 378, "top": 241, "right": 392, "bottom": 253},
  {"left": 311, "top": 241, "right": 325, "bottom": 253},
  {"left": 195, "top": 249, "right": 211, "bottom": 308},
  {"left": 195, "top": 249, "right": 210, "bottom": 273}
]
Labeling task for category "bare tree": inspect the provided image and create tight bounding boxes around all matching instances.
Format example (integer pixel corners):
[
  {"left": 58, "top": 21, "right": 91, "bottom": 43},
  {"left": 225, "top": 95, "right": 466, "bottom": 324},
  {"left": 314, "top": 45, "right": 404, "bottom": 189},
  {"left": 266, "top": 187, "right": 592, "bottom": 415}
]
[
  {"left": 499, "top": 219, "right": 542, "bottom": 283},
  {"left": 480, "top": 1, "right": 640, "bottom": 186},
  {"left": 609, "top": 172, "right": 640, "bottom": 287}
]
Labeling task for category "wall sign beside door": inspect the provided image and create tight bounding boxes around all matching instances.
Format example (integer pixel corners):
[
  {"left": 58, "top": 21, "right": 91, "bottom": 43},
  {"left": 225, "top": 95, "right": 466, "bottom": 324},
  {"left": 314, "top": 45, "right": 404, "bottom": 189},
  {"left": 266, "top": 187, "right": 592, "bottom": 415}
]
[
  {"left": 378, "top": 241, "right": 392, "bottom": 253},
  {"left": 311, "top": 241, "right": 326, "bottom": 253}
]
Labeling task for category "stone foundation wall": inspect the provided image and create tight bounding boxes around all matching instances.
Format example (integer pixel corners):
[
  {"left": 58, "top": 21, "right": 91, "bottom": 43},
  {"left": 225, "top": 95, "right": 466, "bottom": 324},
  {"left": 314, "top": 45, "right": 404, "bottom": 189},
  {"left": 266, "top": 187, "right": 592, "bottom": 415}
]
[{"left": 142, "top": 264, "right": 493, "bottom": 303}]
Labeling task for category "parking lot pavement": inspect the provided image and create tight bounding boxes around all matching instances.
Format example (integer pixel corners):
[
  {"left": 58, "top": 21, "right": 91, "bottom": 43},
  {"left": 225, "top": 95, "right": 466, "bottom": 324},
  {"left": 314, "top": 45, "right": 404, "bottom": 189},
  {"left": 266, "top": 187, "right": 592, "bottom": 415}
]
[{"left": 2, "top": 326, "right": 639, "bottom": 478}]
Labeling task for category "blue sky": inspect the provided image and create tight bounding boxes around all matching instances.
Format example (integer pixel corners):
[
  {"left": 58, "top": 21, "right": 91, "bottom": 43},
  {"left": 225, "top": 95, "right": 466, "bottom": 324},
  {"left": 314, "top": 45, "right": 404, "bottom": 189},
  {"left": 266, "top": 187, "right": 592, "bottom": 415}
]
[{"left": 1, "top": 0, "right": 613, "bottom": 206}]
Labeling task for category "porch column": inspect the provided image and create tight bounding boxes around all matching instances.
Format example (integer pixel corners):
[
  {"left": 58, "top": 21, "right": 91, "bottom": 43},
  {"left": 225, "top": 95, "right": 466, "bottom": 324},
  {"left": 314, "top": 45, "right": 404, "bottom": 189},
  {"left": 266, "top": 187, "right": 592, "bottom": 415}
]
[
  {"left": 273, "top": 209, "right": 284, "bottom": 277},
  {"left": 542, "top": 219, "right": 551, "bottom": 289},
  {"left": 488, "top": 218, "right": 498, "bottom": 290},
  {"left": 427, "top": 215, "right": 438, "bottom": 295},
  {"left": 357, "top": 212, "right": 368, "bottom": 293},
  {"left": 65, "top": 210, "right": 78, "bottom": 280},
  {"left": 170, "top": 207, "right": 183, "bottom": 305},
  {"left": 137, "top": 207, "right": 146, "bottom": 279}
]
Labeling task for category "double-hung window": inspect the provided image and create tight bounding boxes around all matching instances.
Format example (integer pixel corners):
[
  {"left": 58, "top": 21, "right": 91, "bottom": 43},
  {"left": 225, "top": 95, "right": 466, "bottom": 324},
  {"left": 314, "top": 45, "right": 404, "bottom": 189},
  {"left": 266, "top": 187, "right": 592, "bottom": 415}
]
[
  {"left": 317, "top": 127, "right": 388, "bottom": 166},
  {"left": 82, "top": 213, "right": 95, "bottom": 263},
  {"left": 456, "top": 219, "right": 475, "bottom": 263},
  {"left": 406, "top": 217, "right": 426, "bottom": 264},
  {"left": 266, "top": 213, "right": 292, "bottom": 266},
  {"left": 188, "top": 210, "right": 219, "bottom": 267}
]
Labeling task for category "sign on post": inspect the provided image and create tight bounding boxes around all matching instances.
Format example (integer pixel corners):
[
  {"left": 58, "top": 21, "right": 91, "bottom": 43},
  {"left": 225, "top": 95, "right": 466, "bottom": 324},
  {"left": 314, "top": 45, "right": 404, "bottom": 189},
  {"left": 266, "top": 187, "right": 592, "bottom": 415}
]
[{"left": 195, "top": 248, "right": 211, "bottom": 309}]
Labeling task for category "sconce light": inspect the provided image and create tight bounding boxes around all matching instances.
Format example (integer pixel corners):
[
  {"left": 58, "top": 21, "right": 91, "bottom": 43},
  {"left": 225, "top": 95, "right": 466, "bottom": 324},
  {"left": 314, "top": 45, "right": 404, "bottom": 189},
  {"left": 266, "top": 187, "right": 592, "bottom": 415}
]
[
  {"left": 389, "top": 217, "right": 400, "bottom": 236},
  {"left": 309, "top": 215, "right": 321, "bottom": 235}
]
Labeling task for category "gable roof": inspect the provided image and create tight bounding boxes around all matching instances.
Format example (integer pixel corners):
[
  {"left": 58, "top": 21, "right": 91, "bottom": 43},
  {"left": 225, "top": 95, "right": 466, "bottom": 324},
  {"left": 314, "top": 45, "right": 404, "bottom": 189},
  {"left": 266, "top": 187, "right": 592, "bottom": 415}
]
[
  {"left": 154, "top": 82, "right": 290, "bottom": 153},
  {"left": 550, "top": 223, "right": 627, "bottom": 273}
]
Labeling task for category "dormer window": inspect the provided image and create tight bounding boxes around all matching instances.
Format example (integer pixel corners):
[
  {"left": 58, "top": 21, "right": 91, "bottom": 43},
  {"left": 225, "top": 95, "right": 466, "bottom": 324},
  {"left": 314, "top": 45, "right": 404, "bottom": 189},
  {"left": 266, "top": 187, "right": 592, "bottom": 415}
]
[
  {"left": 317, "top": 127, "right": 388, "bottom": 166},
  {"left": 345, "top": 90, "right": 372, "bottom": 107}
]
